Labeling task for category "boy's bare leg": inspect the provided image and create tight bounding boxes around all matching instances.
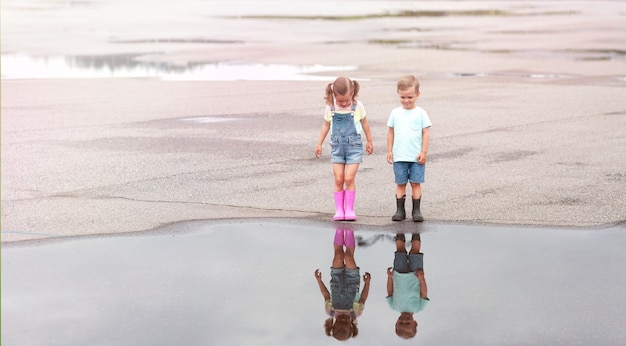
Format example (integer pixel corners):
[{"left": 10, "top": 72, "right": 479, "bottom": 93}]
[
  {"left": 396, "top": 184, "right": 407, "bottom": 199},
  {"left": 396, "top": 233, "right": 407, "bottom": 253},
  {"left": 410, "top": 182, "right": 421, "bottom": 199},
  {"left": 409, "top": 233, "right": 421, "bottom": 254}
]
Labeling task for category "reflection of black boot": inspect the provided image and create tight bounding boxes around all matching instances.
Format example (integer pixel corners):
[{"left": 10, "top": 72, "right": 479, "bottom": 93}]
[
  {"left": 392, "top": 196, "right": 406, "bottom": 221},
  {"left": 395, "top": 233, "right": 406, "bottom": 242},
  {"left": 411, "top": 233, "right": 421, "bottom": 242},
  {"left": 412, "top": 198, "right": 424, "bottom": 222}
]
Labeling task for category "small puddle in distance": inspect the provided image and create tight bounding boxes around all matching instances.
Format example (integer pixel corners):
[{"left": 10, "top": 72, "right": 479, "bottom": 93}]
[{"left": 0, "top": 53, "right": 357, "bottom": 81}]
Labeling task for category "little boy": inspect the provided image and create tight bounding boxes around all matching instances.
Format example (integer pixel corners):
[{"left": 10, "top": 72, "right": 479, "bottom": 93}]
[
  {"left": 386, "top": 75, "right": 432, "bottom": 221},
  {"left": 386, "top": 233, "right": 429, "bottom": 339}
]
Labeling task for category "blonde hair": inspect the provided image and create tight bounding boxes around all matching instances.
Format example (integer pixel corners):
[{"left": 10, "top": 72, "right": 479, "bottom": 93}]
[
  {"left": 324, "top": 76, "right": 360, "bottom": 106},
  {"left": 324, "top": 317, "right": 359, "bottom": 340},
  {"left": 397, "top": 75, "right": 420, "bottom": 93}
]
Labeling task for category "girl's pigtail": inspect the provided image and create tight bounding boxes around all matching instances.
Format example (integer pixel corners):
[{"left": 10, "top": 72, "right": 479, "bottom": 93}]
[
  {"left": 352, "top": 320, "right": 359, "bottom": 337},
  {"left": 324, "top": 83, "right": 334, "bottom": 106},
  {"left": 352, "top": 80, "right": 360, "bottom": 103},
  {"left": 324, "top": 318, "right": 333, "bottom": 336}
]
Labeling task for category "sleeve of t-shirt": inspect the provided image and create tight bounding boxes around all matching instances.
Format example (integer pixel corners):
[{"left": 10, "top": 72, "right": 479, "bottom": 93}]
[{"left": 323, "top": 106, "right": 332, "bottom": 122}]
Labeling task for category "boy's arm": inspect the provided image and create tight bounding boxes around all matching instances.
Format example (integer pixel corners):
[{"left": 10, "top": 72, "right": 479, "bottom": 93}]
[
  {"left": 416, "top": 269, "right": 429, "bottom": 299},
  {"left": 314, "top": 121, "right": 331, "bottom": 158},
  {"left": 314, "top": 269, "right": 331, "bottom": 301},
  {"left": 358, "top": 272, "right": 371, "bottom": 304},
  {"left": 360, "top": 118, "right": 374, "bottom": 155},
  {"left": 417, "top": 127, "right": 430, "bottom": 164},
  {"left": 386, "top": 127, "right": 395, "bottom": 164},
  {"left": 386, "top": 267, "right": 394, "bottom": 297}
]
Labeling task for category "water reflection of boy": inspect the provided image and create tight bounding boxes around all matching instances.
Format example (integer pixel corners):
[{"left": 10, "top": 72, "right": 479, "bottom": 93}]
[
  {"left": 386, "top": 233, "right": 429, "bottom": 339},
  {"left": 314, "top": 229, "right": 371, "bottom": 340}
]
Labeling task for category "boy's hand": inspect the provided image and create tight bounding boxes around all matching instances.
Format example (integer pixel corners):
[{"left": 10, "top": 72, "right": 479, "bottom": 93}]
[
  {"left": 415, "top": 269, "right": 425, "bottom": 279},
  {"left": 417, "top": 152, "right": 427, "bottom": 165},
  {"left": 366, "top": 143, "right": 374, "bottom": 155},
  {"left": 386, "top": 153, "right": 394, "bottom": 165},
  {"left": 314, "top": 269, "right": 323, "bottom": 281},
  {"left": 387, "top": 267, "right": 394, "bottom": 278},
  {"left": 363, "top": 272, "right": 371, "bottom": 284}
]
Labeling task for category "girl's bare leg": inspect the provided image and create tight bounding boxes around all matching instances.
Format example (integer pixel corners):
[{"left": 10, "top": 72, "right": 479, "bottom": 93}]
[
  {"left": 332, "top": 163, "right": 346, "bottom": 191},
  {"left": 332, "top": 245, "right": 345, "bottom": 268},
  {"left": 344, "top": 246, "right": 357, "bottom": 269},
  {"left": 344, "top": 164, "right": 359, "bottom": 191}
]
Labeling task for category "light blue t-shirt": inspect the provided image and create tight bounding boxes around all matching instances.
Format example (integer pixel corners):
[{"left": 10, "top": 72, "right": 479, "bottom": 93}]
[
  {"left": 386, "top": 272, "right": 429, "bottom": 313},
  {"left": 387, "top": 106, "right": 432, "bottom": 162}
]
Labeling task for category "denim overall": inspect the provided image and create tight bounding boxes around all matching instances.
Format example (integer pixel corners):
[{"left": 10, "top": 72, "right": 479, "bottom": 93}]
[
  {"left": 330, "top": 275, "right": 360, "bottom": 318},
  {"left": 330, "top": 103, "right": 363, "bottom": 164}
]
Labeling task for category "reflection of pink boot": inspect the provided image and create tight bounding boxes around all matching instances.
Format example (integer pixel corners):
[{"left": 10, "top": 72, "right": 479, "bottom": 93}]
[
  {"left": 344, "top": 190, "right": 356, "bottom": 221},
  {"left": 333, "top": 191, "right": 345, "bottom": 221},
  {"left": 344, "top": 230, "right": 355, "bottom": 248},
  {"left": 334, "top": 228, "right": 344, "bottom": 246}
]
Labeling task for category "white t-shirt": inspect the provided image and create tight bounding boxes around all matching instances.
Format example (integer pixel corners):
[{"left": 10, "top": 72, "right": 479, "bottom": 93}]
[
  {"left": 324, "top": 100, "right": 367, "bottom": 135},
  {"left": 387, "top": 106, "right": 432, "bottom": 162}
]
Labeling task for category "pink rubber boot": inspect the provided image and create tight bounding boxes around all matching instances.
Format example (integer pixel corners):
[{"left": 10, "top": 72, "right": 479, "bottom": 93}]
[
  {"left": 344, "top": 190, "right": 356, "bottom": 221},
  {"left": 334, "top": 228, "right": 344, "bottom": 246},
  {"left": 344, "top": 229, "right": 356, "bottom": 248},
  {"left": 333, "top": 191, "right": 345, "bottom": 221}
]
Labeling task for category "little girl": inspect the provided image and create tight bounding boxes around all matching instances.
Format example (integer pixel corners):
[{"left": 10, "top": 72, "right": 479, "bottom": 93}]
[
  {"left": 314, "top": 228, "right": 371, "bottom": 341},
  {"left": 315, "top": 76, "right": 373, "bottom": 221}
]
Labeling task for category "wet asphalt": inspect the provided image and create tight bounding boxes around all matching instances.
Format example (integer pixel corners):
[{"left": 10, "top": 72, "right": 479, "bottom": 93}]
[{"left": 2, "top": 1, "right": 626, "bottom": 345}]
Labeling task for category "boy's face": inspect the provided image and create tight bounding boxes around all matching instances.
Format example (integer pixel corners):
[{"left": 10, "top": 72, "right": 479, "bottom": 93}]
[
  {"left": 396, "top": 315, "right": 418, "bottom": 339},
  {"left": 398, "top": 86, "right": 420, "bottom": 110}
]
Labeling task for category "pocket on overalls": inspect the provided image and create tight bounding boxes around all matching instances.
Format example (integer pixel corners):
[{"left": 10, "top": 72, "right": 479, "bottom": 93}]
[{"left": 348, "top": 135, "right": 362, "bottom": 147}]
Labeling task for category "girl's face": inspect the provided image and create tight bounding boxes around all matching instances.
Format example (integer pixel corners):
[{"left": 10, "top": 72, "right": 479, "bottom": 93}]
[
  {"left": 334, "top": 93, "right": 353, "bottom": 109},
  {"left": 398, "top": 86, "right": 420, "bottom": 110}
]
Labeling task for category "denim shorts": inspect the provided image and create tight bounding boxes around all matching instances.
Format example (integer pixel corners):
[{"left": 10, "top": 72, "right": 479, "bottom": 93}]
[
  {"left": 393, "top": 252, "right": 424, "bottom": 273},
  {"left": 393, "top": 161, "right": 425, "bottom": 185},
  {"left": 330, "top": 135, "right": 363, "bottom": 164}
]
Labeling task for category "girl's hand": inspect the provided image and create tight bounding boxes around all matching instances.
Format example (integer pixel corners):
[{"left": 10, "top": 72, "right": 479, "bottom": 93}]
[
  {"left": 386, "top": 153, "right": 394, "bottom": 165},
  {"left": 365, "top": 142, "right": 373, "bottom": 155},
  {"left": 314, "top": 146, "right": 322, "bottom": 159},
  {"left": 314, "top": 269, "right": 323, "bottom": 281},
  {"left": 363, "top": 272, "right": 371, "bottom": 284}
]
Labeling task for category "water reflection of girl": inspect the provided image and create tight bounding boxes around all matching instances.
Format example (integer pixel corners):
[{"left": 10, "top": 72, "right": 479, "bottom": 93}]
[{"left": 314, "top": 228, "right": 371, "bottom": 341}]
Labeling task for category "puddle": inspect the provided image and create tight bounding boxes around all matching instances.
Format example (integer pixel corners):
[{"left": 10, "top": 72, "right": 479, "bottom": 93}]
[
  {"left": 0, "top": 53, "right": 356, "bottom": 81},
  {"left": 2, "top": 220, "right": 625, "bottom": 345}
]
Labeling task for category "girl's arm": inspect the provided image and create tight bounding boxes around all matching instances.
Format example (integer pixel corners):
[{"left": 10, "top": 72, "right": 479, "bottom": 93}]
[
  {"left": 386, "top": 127, "right": 395, "bottom": 165},
  {"left": 417, "top": 127, "right": 430, "bottom": 164},
  {"left": 314, "top": 269, "right": 331, "bottom": 301},
  {"left": 358, "top": 272, "right": 371, "bottom": 304},
  {"left": 360, "top": 117, "right": 374, "bottom": 155},
  {"left": 315, "top": 121, "right": 331, "bottom": 158}
]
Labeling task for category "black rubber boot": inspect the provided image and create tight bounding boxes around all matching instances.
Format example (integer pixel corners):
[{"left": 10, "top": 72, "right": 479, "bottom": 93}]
[
  {"left": 392, "top": 196, "right": 406, "bottom": 221},
  {"left": 412, "top": 198, "right": 424, "bottom": 222}
]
